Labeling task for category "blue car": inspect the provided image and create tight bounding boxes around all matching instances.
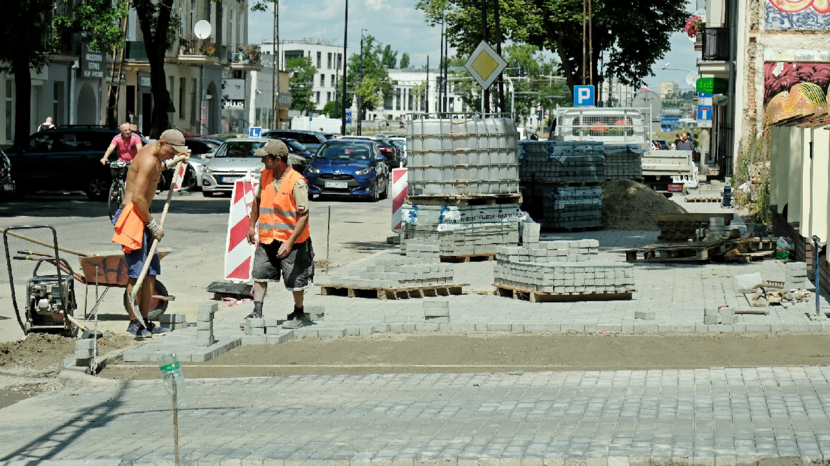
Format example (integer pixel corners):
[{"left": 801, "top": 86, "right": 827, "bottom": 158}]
[{"left": 304, "top": 140, "right": 389, "bottom": 201}]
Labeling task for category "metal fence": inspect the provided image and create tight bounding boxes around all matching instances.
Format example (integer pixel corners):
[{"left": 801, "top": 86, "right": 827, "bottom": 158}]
[{"left": 553, "top": 107, "right": 652, "bottom": 143}]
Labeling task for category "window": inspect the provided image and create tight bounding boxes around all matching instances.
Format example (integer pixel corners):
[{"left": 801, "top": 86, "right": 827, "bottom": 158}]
[
  {"left": 331, "top": 75, "right": 336, "bottom": 87},
  {"left": 315, "top": 92, "right": 320, "bottom": 105},
  {"left": 168, "top": 77, "right": 174, "bottom": 113},
  {"left": 320, "top": 74, "right": 325, "bottom": 86},
  {"left": 5, "top": 80, "right": 13, "bottom": 143},
  {"left": 190, "top": 78, "right": 197, "bottom": 130},
  {"left": 327, "top": 53, "right": 332, "bottom": 69},
  {"left": 326, "top": 92, "right": 331, "bottom": 102},
  {"left": 408, "top": 90, "right": 413, "bottom": 111},
  {"left": 337, "top": 53, "right": 342, "bottom": 70},
  {"left": 53, "top": 82, "right": 64, "bottom": 126},
  {"left": 396, "top": 88, "right": 401, "bottom": 111},
  {"left": 179, "top": 78, "right": 186, "bottom": 119},
  {"left": 316, "top": 51, "right": 321, "bottom": 68}
]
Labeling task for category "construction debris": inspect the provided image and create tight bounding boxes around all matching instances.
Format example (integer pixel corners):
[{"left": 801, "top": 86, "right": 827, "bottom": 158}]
[
  {"left": 601, "top": 180, "right": 686, "bottom": 231},
  {"left": 745, "top": 284, "right": 810, "bottom": 308}
]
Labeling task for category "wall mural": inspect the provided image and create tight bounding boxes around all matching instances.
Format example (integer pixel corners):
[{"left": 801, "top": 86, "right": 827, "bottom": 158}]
[
  {"left": 764, "top": 62, "right": 830, "bottom": 124},
  {"left": 766, "top": 0, "right": 830, "bottom": 30}
]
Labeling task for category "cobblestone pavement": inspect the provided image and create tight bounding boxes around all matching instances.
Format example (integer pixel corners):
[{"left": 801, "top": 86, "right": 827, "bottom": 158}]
[{"left": 3, "top": 367, "right": 830, "bottom": 464}]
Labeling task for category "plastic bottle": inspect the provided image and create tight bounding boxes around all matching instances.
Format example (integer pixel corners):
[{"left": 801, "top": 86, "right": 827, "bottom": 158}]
[{"left": 158, "top": 353, "right": 190, "bottom": 408}]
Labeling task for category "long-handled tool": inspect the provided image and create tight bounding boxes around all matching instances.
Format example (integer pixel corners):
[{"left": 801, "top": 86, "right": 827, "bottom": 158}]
[
  {"left": 130, "top": 160, "right": 185, "bottom": 332},
  {"left": 65, "top": 314, "right": 104, "bottom": 339}
]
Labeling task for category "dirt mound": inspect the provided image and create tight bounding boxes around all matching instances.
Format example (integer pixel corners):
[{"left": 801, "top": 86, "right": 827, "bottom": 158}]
[
  {"left": 0, "top": 332, "right": 133, "bottom": 374},
  {"left": 602, "top": 180, "right": 686, "bottom": 231}
]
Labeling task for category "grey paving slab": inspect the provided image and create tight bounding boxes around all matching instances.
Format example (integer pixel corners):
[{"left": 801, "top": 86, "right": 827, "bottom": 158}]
[{"left": 3, "top": 367, "right": 830, "bottom": 463}]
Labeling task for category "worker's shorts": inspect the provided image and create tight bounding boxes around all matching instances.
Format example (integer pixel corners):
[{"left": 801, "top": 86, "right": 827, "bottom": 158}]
[
  {"left": 251, "top": 239, "right": 314, "bottom": 291},
  {"left": 112, "top": 208, "right": 161, "bottom": 278}
]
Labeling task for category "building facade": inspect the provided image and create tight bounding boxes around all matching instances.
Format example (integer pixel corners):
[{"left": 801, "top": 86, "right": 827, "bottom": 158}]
[
  {"left": 659, "top": 81, "right": 680, "bottom": 99},
  {"left": 261, "top": 38, "right": 345, "bottom": 113}
]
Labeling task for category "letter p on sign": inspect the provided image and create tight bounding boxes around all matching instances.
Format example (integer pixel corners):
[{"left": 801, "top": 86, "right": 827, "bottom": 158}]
[{"left": 574, "top": 85, "right": 595, "bottom": 107}]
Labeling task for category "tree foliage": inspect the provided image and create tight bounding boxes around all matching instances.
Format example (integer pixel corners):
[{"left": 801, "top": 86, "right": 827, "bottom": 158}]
[
  {"left": 381, "top": 45, "right": 398, "bottom": 69},
  {"left": 346, "top": 34, "right": 393, "bottom": 112},
  {"left": 322, "top": 100, "right": 341, "bottom": 118},
  {"left": 416, "top": 0, "right": 687, "bottom": 90},
  {"left": 399, "top": 53, "right": 411, "bottom": 69},
  {"left": 287, "top": 56, "right": 317, "bottom": 115}
]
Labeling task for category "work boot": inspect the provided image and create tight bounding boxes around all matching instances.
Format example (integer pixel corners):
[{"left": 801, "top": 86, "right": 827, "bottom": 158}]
[
  {"left": 144, "top": 320, "right": 168, "bottom": 335},
  {"left": 240, "top": 302, "right": 264, "bottom": 329},
  {"left": 282, "top": 312, "right": 306, "bottom": 329},
  {"left": 127, "top": 319, "right": 152, "bottom": 338}
]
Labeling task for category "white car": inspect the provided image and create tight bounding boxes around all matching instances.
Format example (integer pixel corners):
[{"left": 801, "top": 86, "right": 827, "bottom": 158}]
[{"left": 200, "top": 138, "right": 306, "bottom": 196}]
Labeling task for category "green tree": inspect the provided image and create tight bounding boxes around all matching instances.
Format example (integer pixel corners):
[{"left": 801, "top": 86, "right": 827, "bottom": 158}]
[
  {"left": 399, "top": 53, "right": 411, "bottom": 69},
  {"left": 411, "top": 81, "right": 428, "bottom": 110},
  {"left": 416, "top": 0, "right": 687, "bottom": 90},
  {"left": 287, "top": 56, "right": 317, "bottom": 115},
  {"left": 322, "top": 100, "right": 341, "bottom": 118},
  {"left": 355, "top": 75, "right": 382, "bottom": 109},
  {"left": 0, "top": 0, "right": 127, "bottom": 145},
  {"left": 346, "top": 34, "right": 393, "bottom": 114},
  {"left": 381, "top": 44, "right": 398, "bottom": 69}
]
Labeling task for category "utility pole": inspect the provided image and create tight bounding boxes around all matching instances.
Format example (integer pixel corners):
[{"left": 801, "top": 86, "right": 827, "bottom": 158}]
[
  {"left": 272, "top": 0, "right": 280, "bottom": 130},
  {"left": 341, "top": 0, "right": 348, "bottom": 135},
  {"left": 582, "top": 0, "right": 586, "bottom": 85},
  {"left": 438, "top": 17, "right": 444, "bottom": 115},
  {"left": 358, "top": 29, "right": 366, "bottom": 135},
  {"left": 588, "top": 0, "right": 593, "bottom": 86},
  {"left": 426, "top": 56, "right": 430, "bottom": 113},
  {"left": 444, "top": 22, "right": 449, "bottom": 112},
  {"left": 481, "top": 0, "right": 490, "bottom": 114},
  {"left": 495, "top": 0, "right": 505, "bottom": 114}
]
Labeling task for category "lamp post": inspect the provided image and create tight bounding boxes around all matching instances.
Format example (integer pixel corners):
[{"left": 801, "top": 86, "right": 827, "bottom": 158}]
[
  {"left": 357, "top": 28, "right": 367, "bottom": 135},
  {"left": 340, "top": 0, "right": 348, "bottom": 135}
]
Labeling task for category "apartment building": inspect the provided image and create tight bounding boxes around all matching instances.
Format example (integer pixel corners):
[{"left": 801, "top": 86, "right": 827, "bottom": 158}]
[
  {"left": 659, "top": 81, "right": 680, "bottom": 99},
  {"left": 261, "top": 38, "right": 345, "bottom": 112}
]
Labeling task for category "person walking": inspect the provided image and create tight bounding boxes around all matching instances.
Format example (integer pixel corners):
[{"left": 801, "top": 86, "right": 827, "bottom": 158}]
[
  {"left": 111, "top": 130, "right": 189, "bottom": 337},
  {"left": 243, "top": 139, "right": 314, "bottom": 330},
  {"left": 37, "top": 117, "right": 55, "bottom": 132}
]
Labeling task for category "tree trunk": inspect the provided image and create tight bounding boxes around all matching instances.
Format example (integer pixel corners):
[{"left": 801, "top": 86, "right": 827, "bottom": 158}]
[
  {"left": 148, "top": 53, "right": 170, "bottom": 138},
  {"left": 12, "top": 59, "right": 32, "bottom": 147},
  {"left": 135, "top": 0, "right": 174, "bottom": 138}
]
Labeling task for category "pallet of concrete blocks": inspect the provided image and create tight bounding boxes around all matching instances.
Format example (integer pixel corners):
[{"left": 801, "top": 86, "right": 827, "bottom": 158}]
[
  {"left": 518, "top": 141, "right": 605, "bottom": 184},
  {"left": 548, "top": 186, "right": 603, "bottom": 230},
  {"left": 401, "top": 222, "right": 520, "bottom": 259},
  {"left": 602, "top": 144, "right": 644, "bottom": 180},
  {"left": 493, "top": 241, "right": 634, "bottom": 302},
  {"left": 496, "top": 240, "right": 600, "bottom": 264}
]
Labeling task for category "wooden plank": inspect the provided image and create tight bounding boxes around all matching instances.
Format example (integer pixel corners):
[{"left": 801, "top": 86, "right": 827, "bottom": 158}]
[{"left": 493, "top": 283, "right": 633, "bottom": 302}]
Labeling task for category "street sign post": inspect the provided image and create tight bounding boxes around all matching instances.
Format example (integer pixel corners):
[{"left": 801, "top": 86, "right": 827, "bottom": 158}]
[
  {"left": 464, "top": 40, "right": 508, "bottom": 91},
  {"left": 574, "top": 85, "right": 595, "bottom": 107}
]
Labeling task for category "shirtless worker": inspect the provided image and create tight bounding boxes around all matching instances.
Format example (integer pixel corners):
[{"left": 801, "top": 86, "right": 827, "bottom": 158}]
[{"left": 111, "top": 130, "right": 189, "bottom": 337}]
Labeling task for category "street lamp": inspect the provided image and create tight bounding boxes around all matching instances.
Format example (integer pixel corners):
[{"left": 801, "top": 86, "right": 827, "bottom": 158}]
[
  {"left": 661, "top": 62, "right": 695, "bottom": 74},
  {"left": 357, "top": 28, "right": 368, "bottom": 135},
  {"left": 341, "top": 0, "right": 348, "bottom": 135}
]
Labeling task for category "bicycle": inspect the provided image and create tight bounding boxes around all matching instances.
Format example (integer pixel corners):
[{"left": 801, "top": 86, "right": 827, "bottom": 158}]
[{"left": 107, "top": 161, "right": 130, "bottom": 221}]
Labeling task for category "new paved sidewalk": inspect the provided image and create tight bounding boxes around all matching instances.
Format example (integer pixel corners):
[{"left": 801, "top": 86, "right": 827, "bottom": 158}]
[{"left": 2, "top": 367, "right": 830, "bottom": 464}]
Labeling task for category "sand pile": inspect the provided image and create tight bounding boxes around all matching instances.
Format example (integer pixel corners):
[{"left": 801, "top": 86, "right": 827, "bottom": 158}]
[
  {"left": 602, "top": 180, "right": 686, "bottom": 231},
  {"left": 0, "top": 332, "right": 133, "bottom": 374}
]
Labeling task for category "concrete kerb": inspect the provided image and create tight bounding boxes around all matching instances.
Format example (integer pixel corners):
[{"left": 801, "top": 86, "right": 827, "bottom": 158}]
[{"left": 84, "top": 457, "right": 830, "bottom": 465}]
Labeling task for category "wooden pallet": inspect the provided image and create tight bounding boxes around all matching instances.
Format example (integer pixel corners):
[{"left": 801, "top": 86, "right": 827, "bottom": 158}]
[
  {"left": 626, "top": 235, "right": 756, "bottom": 263},
  {"left": 318, "top": 283, "right": 468, "bottom": 300},
  {"left": 543, "top": 225, "right": 603, "bottom": 233},
  {"left": 493, "top": 283, "right": 633, "bottom": 303},
  {"left": 440, "top": 253, "right": 495, "bottom": 263},
  {"left": 734, "top": 250, "right": 776, "bottom": 263},
  {"left": 406, "top": 193, "right": 522, "bottom": 206},
  {"left": 684, "top": 196, "right": 721, "bottom": 203}
]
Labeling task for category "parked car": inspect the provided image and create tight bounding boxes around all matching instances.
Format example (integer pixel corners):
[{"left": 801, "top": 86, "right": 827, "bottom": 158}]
[
  {"left": 279, "top": 138, "right": 314, "bottom": 161},
  {"left": 652, "top": 139, "right": 670, "bottom": 150},
  {"left": 0, "top": 149, "right": 14, "bottom": 199},
  {"left": 304, "top": 139, "right": 389, "bottom": 201},
  {"left": 388, "top": 137, "right": 407, "bottom": 160},
  {"left": 182, "top": 137, "right": 222, "bottom": 191},
  {"left": 200, "top": 138, "right": 306, "bottom": 197},
  {"left": 262, "top": 130, "right": 329, "bottom": 155},
  {"left": 3, "top": 126, "right": 172, "bottom": 200},
  {"left": 374, "top": 132, "right": 403, "bottom": 139},
  {"left": 338, "top": 136, "right": 404, "bottom": 167}
]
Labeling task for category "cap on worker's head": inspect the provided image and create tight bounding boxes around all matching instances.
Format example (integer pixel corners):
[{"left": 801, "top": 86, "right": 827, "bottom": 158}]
[
  {"left": 254, "top": 139, "right": 289, "bottom": 158},
  {"left": 159, "top": 129, "right": 191, "bottom": 155}
]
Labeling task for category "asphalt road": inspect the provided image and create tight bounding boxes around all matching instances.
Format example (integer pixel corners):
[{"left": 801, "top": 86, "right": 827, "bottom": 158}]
[{"left": 0, "top": 190, "right": 395, "bottom": 343}]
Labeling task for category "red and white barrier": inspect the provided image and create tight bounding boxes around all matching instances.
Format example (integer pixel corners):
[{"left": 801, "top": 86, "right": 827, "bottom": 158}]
[
  {"left": 392, "top": 168, "right": 408, "bottom": 233},
  {"left": 170, "top": 162, "right": 188, "bottom": 191},
  {"left": 223, "top": 171, "right": 260, "bottom": 281}
]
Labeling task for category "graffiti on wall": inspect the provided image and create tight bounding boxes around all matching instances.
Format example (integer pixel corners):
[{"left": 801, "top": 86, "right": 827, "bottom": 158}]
[
  {"left": 764, "top": 62, "right": 830, "bottom": 124},
  {"left": 766, "top": 0, "right": 830, "bottom": 30}
]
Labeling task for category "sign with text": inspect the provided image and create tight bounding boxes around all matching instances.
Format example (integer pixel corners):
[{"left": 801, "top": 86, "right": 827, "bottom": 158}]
[
  {"left": 695, "top": 77, "right": 728, "bottom": 96},
  {"left": 574, "top": 85, "right": 596, "bottom": 106},
  {"left": 81, "top": 44, "right": 104, "bottom": 79}
]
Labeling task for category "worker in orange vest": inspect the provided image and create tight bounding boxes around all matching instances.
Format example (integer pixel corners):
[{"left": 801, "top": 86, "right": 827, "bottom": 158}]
[{"left": 244, "top": 139, "right": 314, "bottom": 329}]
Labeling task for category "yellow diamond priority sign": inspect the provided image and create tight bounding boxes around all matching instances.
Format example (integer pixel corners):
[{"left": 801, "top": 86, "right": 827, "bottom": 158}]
[{"left": 465, "top": 40, "right": 507, "bottom": 90}]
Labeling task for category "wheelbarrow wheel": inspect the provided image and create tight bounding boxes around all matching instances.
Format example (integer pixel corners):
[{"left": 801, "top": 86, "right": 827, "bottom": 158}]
[{"left": 122, "top": 280, "right": 170, "bottom": 321}]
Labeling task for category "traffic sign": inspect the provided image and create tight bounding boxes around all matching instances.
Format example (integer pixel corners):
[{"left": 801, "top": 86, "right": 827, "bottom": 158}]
[
  {"left": 574, "top": 85, "right": 595, "bottom": 107},
  {"left": 249, "top": 126, "right": 262, "bottom": 138},
  {"left": 697, "top": 105, "right": 712, "bottom": 121},
  {"left": 464, "top": 40, "right": 508, "bottom": 90},
  {"left": 345, "top": 111, "right": 352, "bottom": 124}
]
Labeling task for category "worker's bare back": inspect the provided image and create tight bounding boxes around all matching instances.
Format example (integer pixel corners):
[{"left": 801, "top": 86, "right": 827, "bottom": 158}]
[{"left": 123, "top": 142, "right": 162, "bottom": 222}]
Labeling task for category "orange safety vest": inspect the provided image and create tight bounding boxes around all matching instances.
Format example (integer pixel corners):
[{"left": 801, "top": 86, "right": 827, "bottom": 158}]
[{"left": 258, "top": 168, "right": 311, "bottom": 245}]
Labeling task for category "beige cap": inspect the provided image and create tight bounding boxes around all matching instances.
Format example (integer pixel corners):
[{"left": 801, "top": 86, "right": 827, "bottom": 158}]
[
  {"left": 159, "top": 129, "right": 191, "bottom": 155},
  {"left": 254, "top": 139, "right": 289, "bottom": 157}
]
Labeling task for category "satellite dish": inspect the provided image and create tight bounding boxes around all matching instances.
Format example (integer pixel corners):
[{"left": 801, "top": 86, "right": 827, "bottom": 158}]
[
  {"left": 194, "top": 20, "right": 212, "bottom": 40},
  {"left": 632, "top": 91, "right": 663, "bottom": 118},
  {"left": 686, "top": 71, "right": 700, "bottom": 87}
]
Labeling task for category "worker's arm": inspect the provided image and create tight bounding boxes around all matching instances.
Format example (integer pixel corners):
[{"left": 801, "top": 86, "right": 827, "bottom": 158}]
[
  {"left": 247, "top": 195, "right": 260, "bottom": 245},
  {"left": 100, "top": 144, "right": 116, "bottom": 165},
  {"left": 277, "top": 212, "right": 309, "bottom": 258}
]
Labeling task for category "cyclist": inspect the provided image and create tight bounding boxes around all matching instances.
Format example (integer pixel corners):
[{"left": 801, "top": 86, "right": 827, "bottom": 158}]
[{"left": 100, "top": 123, "right": 143, "bottom": 179}]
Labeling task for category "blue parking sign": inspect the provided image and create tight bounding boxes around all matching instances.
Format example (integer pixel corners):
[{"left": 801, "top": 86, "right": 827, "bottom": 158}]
[
  {"left": 249, "top": 126, "right": 262, "bottom": 138},
  {"left": 574, "top": 85, "right": 595, "bottom": 107}
]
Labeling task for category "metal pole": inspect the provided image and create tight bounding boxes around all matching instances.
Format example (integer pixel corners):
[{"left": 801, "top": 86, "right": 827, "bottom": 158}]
[
  {"left": 272, "top": 0, "right": 280, "bottom": 130},
  {"left": 495, "top": 0, "right": 505, "bottom": 113},
  {"left": 326, "top": 206, "right": 331, "bottom": 275},
  {"left": 439, "top": 17, "right": 444, "bottom": 114},
  {"left": 426, "top": 56, "right": 430, "bottom": 113},
  {"left": 341, "top": 0, "right": 348, "bottom": 135},
  {"left": 582, "top": 0, "right": 586, "bottom": 85},
  {"left": 588, "top": 0, "right": 593, "bottom": 86},
  {"left": 172, "top": 382, "right": 180, "bottom": 466},
  {"left": 481, "top": 0, "right": 489, "bottom": 114},
  {"left": 358, "top": 30, "right": 365, "bottom": 135},
  {"left": 814, "top": 235, "right": 822, "bottom": 318}
]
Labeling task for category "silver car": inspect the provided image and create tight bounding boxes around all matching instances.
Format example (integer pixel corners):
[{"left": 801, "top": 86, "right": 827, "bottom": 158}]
[
  {"left": 183, "top": 138, "right": 222, "bottom": 191},
  {"left": 201, "top": 138, "right": 306, "bottom": 196}
]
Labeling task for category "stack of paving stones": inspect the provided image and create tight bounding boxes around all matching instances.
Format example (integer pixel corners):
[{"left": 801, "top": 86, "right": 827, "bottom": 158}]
[
  {"left": 494, "top": 239, "right": 635, "bottom": 295},
  {"left": 704, "top": 306, "right": 737, "bottom": 325},
  {"left": 424, "top": 300, "right": 450, "bottom": 323},
  {"left": 518, "top": 141, "right": 605, "bottom": 183},
  {"left": 196, "top": 302, "right": 218, "bottom": 347},
  {"left": 786, "top": 261, "right": 807, "bottom": 289},
  {"left": 546, "top": 186, "right": 603, "bottom": 230},
  {"left": 400, "top": 222, "right": 520, "bottom": 257},
  {"left": 158, "top": 313, "right": 186, "bottom": 331},
  {"left": 316, "top": 253, "right": 455, "bottom": 290},
  {"left": 602, "top": 144, "right": 644, "bottom": 180},
  {"left": 520, "top": 222, "right": 541, "bottom": 244},
  {"left": 74, "top": 339, "right": 96, "bottom": 366}
]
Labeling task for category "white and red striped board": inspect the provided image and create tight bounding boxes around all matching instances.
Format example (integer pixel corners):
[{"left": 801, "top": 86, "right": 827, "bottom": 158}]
[
  {"left": 223, "top": 174, "right": 260, "bottom": 282},
  {"left": 392, "top": 168, "right": 408, "bottom": 233},
  {"left": 170, "top": 162, "right": 188, "bottom": 191}
]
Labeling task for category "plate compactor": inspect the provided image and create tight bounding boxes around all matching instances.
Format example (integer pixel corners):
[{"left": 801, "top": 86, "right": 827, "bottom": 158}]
[{"left": 3, "top": 226, "right": 78, "bottom": 337}]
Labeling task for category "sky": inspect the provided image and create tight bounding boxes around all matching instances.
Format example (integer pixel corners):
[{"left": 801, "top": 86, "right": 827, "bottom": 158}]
[{"left": 248, "top": 0, "right": 699, "bottom": 92}]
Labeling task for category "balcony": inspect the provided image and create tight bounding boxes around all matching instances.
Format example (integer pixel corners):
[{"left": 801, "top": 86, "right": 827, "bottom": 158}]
[
  {"left": 177, "top": 35, "right": 220, "bottom": 62},
  {"left": 702, "top": 27, "right": 730, "bottom": 62},
  {"left": 226, "top": 44, "right": 262, "bottom": 69}
]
